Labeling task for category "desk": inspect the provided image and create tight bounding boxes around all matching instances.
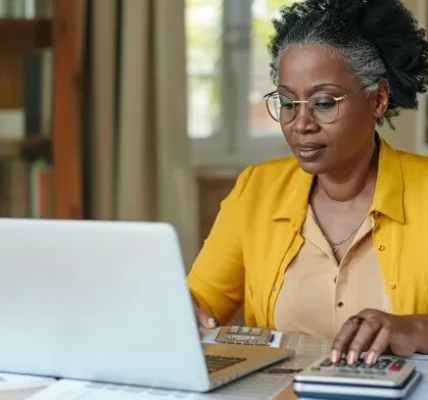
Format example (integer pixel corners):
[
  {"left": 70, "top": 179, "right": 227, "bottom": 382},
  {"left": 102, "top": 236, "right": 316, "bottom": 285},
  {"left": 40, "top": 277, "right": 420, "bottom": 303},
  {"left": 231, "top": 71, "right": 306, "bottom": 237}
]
[
  {"left": 276, "top": 385, "right": 297, "bottom": 400},
  {"left": 6, "top": 331, "right": 328, "bottom": 400},
  {"left": 7, "top": 383, "right": 298, "bottom": 400}
]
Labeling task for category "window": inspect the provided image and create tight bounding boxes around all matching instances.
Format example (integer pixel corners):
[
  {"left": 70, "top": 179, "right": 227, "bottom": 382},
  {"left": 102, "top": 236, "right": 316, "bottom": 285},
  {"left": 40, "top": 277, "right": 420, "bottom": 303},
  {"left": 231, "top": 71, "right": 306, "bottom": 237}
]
[{"left": 185, "top": 0, "right": 303, "bottom": 166}]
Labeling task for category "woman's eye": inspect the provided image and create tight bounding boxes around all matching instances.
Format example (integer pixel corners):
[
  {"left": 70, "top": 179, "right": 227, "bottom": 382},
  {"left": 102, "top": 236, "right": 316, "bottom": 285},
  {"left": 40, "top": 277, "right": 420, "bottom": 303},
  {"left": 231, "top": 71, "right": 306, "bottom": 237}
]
[
  {"left": 313, "top": 97, "right": 336, "bottom": 109},
  {"left": 280, "top": 98, "right": 294, "bottom": 110}
]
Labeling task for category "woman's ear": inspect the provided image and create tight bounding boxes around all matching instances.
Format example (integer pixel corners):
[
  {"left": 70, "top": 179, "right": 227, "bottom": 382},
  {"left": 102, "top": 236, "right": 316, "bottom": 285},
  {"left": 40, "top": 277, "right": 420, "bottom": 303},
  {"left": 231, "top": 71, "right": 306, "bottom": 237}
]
[{"left": 373, "top": 81, "right": 389, "bottom": 119}]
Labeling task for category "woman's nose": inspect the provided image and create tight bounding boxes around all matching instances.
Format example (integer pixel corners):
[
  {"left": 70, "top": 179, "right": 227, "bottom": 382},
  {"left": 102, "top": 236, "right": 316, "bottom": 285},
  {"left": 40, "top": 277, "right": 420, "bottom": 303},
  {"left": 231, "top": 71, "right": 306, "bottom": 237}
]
[{"left": 293, "top": 104, "right": 319, "bottom": 134}]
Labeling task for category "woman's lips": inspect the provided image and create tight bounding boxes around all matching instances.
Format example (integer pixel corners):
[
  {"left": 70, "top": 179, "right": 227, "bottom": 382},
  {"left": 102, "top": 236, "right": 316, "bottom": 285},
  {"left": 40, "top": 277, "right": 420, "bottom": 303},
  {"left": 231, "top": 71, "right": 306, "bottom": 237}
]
[{"left": 295, "top": 143, "right": 326, "bottom": 160}]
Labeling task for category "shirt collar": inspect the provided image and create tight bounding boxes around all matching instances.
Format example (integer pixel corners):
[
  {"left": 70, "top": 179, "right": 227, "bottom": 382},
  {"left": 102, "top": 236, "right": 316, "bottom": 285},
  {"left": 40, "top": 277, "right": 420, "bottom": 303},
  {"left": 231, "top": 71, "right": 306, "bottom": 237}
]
[{"left": 272, "top": 136, "right": 405, "bottom": 225}]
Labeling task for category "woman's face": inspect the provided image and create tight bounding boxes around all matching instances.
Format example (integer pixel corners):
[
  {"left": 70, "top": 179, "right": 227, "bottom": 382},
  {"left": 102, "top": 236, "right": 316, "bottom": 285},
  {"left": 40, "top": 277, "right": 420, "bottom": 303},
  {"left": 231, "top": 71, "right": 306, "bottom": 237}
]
[{"left": 278, "top": 45, "right": 388, "bottom": 176}]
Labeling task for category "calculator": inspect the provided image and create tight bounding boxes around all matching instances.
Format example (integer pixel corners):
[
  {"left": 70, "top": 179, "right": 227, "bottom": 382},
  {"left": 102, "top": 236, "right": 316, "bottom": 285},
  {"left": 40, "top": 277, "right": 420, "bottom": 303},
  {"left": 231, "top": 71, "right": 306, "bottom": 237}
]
[
  {"left": 215, "top": 326, "right": 274, "bottom": 346},
  {"left": 293, "top": 355, "right": 422, "bottom": 399}
]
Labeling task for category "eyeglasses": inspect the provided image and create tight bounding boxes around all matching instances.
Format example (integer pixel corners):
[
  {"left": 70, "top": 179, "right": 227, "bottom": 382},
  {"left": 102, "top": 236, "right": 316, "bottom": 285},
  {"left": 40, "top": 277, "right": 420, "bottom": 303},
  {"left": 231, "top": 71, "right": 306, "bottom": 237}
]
[{"left": 263, "top": 88, "right": 367, "bottom": 125}]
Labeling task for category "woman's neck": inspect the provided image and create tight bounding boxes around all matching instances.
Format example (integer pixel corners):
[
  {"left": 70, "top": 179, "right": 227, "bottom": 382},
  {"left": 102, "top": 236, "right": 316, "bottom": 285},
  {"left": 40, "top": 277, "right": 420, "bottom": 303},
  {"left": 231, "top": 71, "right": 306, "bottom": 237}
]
[{"left": 315, "top": 141, "right": 379, "bottom": 203}]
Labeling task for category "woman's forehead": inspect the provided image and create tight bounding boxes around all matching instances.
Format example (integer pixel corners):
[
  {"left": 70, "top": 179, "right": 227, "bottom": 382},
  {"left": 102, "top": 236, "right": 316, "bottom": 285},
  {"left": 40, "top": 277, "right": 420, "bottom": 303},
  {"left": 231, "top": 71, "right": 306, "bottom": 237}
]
[{"left": 278, "top": 45, "right": 360, "bottom": 92}]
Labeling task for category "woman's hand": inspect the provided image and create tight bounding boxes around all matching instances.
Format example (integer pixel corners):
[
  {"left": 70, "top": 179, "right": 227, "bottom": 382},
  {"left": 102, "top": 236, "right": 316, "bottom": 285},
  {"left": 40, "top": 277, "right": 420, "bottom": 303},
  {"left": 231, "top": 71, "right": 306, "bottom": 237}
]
[
  {"left": 195, "top": 306, "right": 218, "bottom": 329},
  {"left": 330, "top": 309, "right": 422, "bottom": 365},
  {"left": 190, "top": 293, "right": 218, "bottom": 329}
]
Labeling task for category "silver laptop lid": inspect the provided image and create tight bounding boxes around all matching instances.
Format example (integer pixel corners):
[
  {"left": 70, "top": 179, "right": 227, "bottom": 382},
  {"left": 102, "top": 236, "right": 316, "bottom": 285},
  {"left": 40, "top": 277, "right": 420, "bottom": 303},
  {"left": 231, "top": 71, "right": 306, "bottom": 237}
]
[{"left": 0, "top": 219, "right": 210, "bottom": 391}]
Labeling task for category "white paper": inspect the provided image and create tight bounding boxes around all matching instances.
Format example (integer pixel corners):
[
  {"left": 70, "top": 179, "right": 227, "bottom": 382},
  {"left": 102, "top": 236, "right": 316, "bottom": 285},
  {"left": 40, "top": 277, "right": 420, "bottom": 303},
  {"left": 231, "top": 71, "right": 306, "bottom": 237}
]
[
  {"left": 26, "top": 379, "right": 198, "bottom": 399},
  {"left": 0, "top": 372, "right": 55, "bottom": 391}
]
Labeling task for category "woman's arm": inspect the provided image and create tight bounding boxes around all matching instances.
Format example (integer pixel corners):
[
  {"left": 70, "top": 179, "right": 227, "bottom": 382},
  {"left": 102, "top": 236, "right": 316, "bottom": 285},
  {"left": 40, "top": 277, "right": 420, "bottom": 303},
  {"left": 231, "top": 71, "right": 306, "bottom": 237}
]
[{"left": 187, "top": 166, "right": 254, "bottom": 326}]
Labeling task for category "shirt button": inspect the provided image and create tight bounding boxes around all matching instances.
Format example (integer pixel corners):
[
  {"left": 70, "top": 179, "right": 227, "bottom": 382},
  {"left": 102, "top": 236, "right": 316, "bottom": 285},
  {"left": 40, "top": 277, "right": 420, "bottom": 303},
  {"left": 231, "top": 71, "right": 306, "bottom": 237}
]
[
  {"left": 389, "top": 283, "right": 396, "bottom": 290},
  {"left": 334, "top": 276, "right": 337, "bottom": 284},
  {"left": 337, "top": 302, "right": 344, "bottom": 308},
  {"left": 378, "top": 245, "right": 386, "bottom": 251},
  {"left": 272, "top": 285, "right": 277, "bottom": 292}
]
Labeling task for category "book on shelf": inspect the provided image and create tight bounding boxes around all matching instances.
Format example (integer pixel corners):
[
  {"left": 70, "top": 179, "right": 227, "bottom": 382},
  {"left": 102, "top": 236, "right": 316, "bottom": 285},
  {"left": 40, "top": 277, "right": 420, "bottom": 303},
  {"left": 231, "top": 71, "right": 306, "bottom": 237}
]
[
  {"left": 0, "top": 157, "right": 52, "bottom": 219},
  {"left": 23, "top": 48, "right": 53, "bottom": 138},
  {"left": 0, "top": 0, "right": 52, "bottom": 19}
]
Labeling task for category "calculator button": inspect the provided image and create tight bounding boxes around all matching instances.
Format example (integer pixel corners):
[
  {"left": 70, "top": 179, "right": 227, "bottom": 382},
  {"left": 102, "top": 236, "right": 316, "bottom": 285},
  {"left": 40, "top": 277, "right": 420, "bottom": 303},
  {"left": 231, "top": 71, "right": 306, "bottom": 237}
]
[
  {"left": 374, "top": 371, "right": 387, "bottom": 375},
  {"left": 348, "top": 361, "right": 362, "bottom": 368},
  {"left": 250, "top": 328, "right": 262, "bottom": 336},
  {"left": 389, "top": 359, "right": 406, "bottom": 372},
  {"left": 311, "top": 367, "right": 321, "bottom": 371},
  {"left": 320, "top": 358, "right": 333, "bottom": 367},
  {"left": 229, "top": 326, "right": 239, "bottom": 333},
  {"left": 239, "top": 327, "right": 250, "bottom": 334}
]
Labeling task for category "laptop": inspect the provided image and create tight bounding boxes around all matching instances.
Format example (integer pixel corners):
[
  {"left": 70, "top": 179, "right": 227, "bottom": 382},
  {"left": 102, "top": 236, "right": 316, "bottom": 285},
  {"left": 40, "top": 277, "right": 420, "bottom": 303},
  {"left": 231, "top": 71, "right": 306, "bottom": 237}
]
[{"left": 0, "top": 219, "right": 293, "bottom": 392}]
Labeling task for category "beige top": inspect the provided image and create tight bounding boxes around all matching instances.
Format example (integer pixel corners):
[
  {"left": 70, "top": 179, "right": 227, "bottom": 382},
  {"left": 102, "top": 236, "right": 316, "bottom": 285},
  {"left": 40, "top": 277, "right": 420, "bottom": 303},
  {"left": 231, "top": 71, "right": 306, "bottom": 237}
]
[{"left": 274, "top": 206, "right": 393, "bottom": 339}]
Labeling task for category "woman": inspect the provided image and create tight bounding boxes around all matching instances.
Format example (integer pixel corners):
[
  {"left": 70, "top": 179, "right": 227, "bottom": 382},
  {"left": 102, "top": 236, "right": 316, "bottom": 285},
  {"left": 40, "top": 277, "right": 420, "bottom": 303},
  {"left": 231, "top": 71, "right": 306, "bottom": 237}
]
[{"left": 187, "top": 0, "right": 428, "bottom": 366}]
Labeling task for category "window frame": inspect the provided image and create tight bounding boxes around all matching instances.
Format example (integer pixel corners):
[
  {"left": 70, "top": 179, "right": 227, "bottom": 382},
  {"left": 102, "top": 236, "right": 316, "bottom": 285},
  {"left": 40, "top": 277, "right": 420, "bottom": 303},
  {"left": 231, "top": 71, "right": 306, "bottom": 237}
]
[{"left": 188, "top": 0, "right": 292, "bottom": 167}]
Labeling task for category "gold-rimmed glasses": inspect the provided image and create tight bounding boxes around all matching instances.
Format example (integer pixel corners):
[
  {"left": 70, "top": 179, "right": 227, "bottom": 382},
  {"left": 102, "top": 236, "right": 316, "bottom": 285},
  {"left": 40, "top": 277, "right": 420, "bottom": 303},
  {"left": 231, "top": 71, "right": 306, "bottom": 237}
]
[{"left": 263, "top": 88, "right": 367, "bottom": 125}]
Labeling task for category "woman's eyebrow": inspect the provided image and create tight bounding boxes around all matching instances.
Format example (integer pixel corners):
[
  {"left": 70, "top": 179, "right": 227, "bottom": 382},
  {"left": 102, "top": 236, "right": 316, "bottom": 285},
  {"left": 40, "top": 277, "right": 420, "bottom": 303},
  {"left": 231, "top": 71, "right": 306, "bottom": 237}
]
[
  {"left": 277, "top": 84, "right": 293, "bottom": 92},
  {"left": 312, "top": 83, "right": 345, "bottom": 90},
  {"left": 278, "top": 83, "right": 346, "bottom": 91}
]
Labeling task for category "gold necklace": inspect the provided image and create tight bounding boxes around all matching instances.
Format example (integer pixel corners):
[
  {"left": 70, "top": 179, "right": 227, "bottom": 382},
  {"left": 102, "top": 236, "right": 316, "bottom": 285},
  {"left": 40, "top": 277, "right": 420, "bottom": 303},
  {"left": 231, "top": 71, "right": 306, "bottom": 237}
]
[{"left": 312, "top": 208, "right": 370, "bottom": 254}]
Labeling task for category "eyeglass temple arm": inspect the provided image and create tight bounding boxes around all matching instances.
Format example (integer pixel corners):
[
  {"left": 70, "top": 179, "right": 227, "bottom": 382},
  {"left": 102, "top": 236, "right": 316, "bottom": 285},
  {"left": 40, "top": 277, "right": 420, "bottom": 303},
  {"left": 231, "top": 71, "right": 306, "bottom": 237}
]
[{"left": 262, "top": 90, "right": 278, "bottom": 100}]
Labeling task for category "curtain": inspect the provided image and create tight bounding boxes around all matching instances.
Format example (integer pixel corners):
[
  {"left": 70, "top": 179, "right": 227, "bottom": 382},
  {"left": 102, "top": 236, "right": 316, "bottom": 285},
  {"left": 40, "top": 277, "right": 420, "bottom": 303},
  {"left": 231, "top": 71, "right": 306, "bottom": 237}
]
[{"left": 88, "top": 0, "right": 199, "bottom": 270}]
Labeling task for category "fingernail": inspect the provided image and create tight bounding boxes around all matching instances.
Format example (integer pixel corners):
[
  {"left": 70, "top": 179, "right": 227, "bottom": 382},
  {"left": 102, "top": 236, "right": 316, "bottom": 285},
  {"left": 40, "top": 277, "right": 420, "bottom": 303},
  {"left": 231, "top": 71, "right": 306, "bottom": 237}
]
[
  {"left": 208, "top": 317, "right": 217, "bottom": 328},
  {"left": 366, "top": 351, "right": 376, "bottom": 365},
  {"left": 331, "top": 349, "right": 340, "bottom": 363},
  {"left": 347, "top": 351, "right": 357, "bottom": 365}
]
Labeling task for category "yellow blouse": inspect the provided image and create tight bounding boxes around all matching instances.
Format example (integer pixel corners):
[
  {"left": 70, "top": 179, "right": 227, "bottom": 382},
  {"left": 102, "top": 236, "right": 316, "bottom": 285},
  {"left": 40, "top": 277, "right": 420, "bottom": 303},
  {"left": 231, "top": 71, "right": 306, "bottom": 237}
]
[{"left": 187, "top": 138, "right": 428, "bottom": 328}]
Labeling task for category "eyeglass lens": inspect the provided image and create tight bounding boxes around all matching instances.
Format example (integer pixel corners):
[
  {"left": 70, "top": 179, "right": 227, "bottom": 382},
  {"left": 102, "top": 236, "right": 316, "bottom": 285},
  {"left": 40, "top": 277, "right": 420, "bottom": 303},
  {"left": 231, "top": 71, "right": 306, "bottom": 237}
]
[{"left": 267, "top": 94, "right": 340, "bottom": 124}]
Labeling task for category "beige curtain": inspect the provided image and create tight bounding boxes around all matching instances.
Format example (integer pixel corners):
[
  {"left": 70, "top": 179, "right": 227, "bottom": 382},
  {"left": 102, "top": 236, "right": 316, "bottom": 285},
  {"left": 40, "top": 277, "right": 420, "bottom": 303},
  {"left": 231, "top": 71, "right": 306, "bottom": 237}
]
[{"left": 89, "top": 0, "right": 199, "bottom": 270}]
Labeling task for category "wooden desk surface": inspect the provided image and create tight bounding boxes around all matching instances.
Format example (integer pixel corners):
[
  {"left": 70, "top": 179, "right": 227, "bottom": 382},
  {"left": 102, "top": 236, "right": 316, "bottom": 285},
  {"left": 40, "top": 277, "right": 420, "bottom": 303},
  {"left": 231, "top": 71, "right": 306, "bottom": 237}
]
[{"left": 275, "top": 385, "right": 297, "bottom": 400}]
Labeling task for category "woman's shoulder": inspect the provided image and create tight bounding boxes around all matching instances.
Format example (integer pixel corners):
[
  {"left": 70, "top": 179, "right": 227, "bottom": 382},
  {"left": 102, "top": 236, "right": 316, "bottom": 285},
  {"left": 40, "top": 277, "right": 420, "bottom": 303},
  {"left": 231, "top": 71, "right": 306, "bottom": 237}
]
[
  {"left": 396, "top": 149, "right": 428, "bottom": 169},
  {"left": 233, "top": 156, "right": 312, "bottom": 211},
  {"left": 395, "top": 149, "right": 428, "bottom": 184},
  {"left": 237, "top": 156, "right": 304, "bottom": 190}
]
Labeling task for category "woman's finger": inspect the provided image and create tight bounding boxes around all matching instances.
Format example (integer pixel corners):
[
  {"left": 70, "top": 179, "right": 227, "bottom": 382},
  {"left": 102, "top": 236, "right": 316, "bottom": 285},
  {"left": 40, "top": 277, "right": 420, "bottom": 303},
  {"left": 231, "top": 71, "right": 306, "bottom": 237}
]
[
  {"left": 365, "top": 327, "right": 390, "bottom": 365},
  {"left": 346, "top": 318, "right": 382, "bottom": 364},
  {"left": 195, "top": 308, "right": 218, "bottom": 329},
  {"left": 330, "top": 315, "right": 365, "bottom": 363}
]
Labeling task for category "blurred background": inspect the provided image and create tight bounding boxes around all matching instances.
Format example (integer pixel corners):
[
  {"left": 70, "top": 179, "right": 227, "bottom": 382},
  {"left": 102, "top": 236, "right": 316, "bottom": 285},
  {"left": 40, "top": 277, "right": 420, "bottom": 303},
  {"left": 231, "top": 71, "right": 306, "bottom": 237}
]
[{"left": 0, "top": 0, "right": 427, "bottom": 272}]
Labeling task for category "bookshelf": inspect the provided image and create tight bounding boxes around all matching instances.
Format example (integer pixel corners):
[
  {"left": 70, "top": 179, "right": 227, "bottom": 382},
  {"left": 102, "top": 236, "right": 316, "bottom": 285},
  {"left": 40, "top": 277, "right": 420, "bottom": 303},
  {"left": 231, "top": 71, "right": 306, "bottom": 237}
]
[{"left": 0, "top": 0, "right": 83, "bottom": 219}]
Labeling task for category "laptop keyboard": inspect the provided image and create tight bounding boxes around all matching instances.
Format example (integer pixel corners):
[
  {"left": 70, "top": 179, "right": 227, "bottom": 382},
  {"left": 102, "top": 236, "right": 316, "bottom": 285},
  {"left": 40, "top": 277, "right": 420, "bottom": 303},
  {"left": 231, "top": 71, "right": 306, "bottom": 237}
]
[{"left": 205, "top": 355, "right": 247, "bottom": 374}]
